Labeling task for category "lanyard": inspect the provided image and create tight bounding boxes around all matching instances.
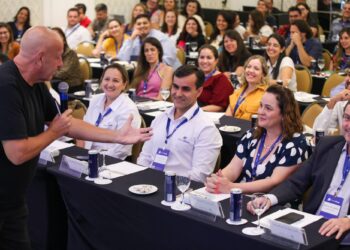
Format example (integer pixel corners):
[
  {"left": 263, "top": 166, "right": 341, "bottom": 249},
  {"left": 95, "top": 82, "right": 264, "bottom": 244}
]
[
  {"left": 204, "top": 69, "right": 216, "bottom": 81},
  {"left": 114, "top": 36, "right": 124, "bottom": 55},
  {"left": 334, "top": 153, "right": 350, "bottom": 197},
  {"left": 65, "top": 24, "right": 80, "bottom": 38},
  {"left": 232, "top": 87, "right": 247, "bottom": 116},
  {"left": 143, "top": 63, "right": 160, "bottom": 94},
  {"left": 250, "top": 132, "right": 282, "bottom": 181},
  {"left": 165, "top": 107, "right": 200, "bottom": 144},
  {"left": 95, "top": 107, "right": 113, "bottom": 127}
]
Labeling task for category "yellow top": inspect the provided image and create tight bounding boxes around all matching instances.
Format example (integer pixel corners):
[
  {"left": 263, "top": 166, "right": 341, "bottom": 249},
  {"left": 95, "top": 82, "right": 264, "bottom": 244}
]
[
  {"left": 102, "top": 34, "right": 130, "bottom": 57},
  {"left": 229, "top": 84, "right": 268, "bottom": 120}
]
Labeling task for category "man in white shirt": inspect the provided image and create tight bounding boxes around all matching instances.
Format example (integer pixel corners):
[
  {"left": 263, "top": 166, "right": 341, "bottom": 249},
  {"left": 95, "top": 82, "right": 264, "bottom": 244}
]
[
  {"left": 248, "top": 102, "right": 350, "bottom": 241},
  {"left": 137, "top": 65, "right": 222, "bottom": 182},
  {"left": 64, "top": 8, "right": 92, "bottom": 50}
]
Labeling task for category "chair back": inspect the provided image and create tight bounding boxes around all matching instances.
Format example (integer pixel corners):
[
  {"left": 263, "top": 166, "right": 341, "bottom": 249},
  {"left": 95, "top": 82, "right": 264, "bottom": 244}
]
[
  {"left": 79, "top": 57, "right": 92, "bottom": 81},
  {"left": 131, "top": 116, "right": 147, "bottom": 163},
  {"left": 204, "top": 21, "right": 214, "bottom": 39},
  {"left": 176, "top": 48, "right": 186, "bottom": 65},
  {"left": 68, "top": 99, "right": 87, "bottom": 120},
  {"left": 321, "top": 73, "right": 345, "bottom": 97},
  {"left": 301, "top": 103, "right": 323, "bottom": 128},
  {"left": 295, "top": 64, "right": 313, "bottom": 93},
  {"left": 322, "top": 49, "right": 332, "bottom": 71},
  {"left": 76, "top": 42, "right": 95, "bottom": 57}
]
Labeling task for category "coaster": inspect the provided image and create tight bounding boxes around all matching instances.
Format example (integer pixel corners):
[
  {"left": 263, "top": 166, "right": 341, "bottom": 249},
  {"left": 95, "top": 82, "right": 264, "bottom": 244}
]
[{"left": 226, "top": 218, "right": 248, "bottom": 225}]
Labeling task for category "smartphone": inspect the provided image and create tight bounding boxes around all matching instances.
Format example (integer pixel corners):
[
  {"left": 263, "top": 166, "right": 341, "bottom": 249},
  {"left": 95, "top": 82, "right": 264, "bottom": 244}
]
[{"left": 274, "top": 212, "right": 304, "bottom": 224}]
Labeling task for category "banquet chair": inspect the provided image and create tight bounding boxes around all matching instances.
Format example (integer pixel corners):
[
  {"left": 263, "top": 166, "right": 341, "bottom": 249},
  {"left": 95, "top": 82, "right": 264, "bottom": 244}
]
[
  {"left": 301, "top": 103, "right": 323, "bottom": 129},
  {"left": 76, "top": 41, "right": 95, "bottom": 57},
  {"left": 176, "top": 49, "right": 186, "bottom": 65},
  {"left": 322, "top": 49, "right": 332, "bottom": 71},
  {"left": 204, "top": 21, "right": 214, "bottom": 40},
  {"left": 295, "top": 64, "right": 313, "bottom": 93},
  {"left": 79, "top": 57, "right": 92, "bottom": 81},
  {"left": 131, "top": 116, "right": 147, "bottom": 163},
  {"left": 321, "top": 73, "right": 345, "bottom": 97},
  {"left": 68, "top": 99, "right": 87, "bottom": 120}
]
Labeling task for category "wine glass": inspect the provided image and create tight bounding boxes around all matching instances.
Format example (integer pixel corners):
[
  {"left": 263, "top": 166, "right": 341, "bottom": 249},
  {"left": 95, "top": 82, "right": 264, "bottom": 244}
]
[
  {"left": 171, "top": 175, "right": 191, "bottom": 211},
  {"left": 90, "top": 83, "right": 99, "bottom": 95},
  {"left": 159, "top": 88, "right": 170, "bottom": 110},
  {"left": 317, "top": 58, "right": 325, "bottom": 73},
  {"left": 105, "top": 53, "right": 113, "bottom": 66},
  {"left": 99, "top": 149, "right": 108, "bottom": 171},
  {"left": 190, "top": 42, "right": 198, "bottom": 52},
  {"left": 242, "top": 193, "right": 267, "bottom": 236}
]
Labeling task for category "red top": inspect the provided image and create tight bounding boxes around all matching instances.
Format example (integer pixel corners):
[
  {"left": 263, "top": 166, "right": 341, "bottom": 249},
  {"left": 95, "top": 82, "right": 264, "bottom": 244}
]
[
  {"left": 80, "top": 16, "right": 91, "bottom": 28},
  {"left": 198, "top": 73, "right": 234, "bottom": 110}
]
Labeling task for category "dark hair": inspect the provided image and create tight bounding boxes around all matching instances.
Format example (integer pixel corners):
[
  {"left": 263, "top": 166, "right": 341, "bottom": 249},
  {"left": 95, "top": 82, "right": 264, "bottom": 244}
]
[
  {"left": 174, "top": 64, "right": 205, "bottom": 89},
  {"left": 131, "top": 37, "right": 163, "bottom": 89},
  {"left": 254, "top": 84, "right": 303, "bottom": 140},
  {"left": 107, "top": 18, "right": 123, "bottom": 27},
  {"left": 181, "top": 0, "right": 203, "bottom": 18},
  {"left": 296, "top": 2, "right": 311, "bottom": 19},
  {"left": 288, "top": 6, "right": 301, "bottom": 15},
  {"left": 135, "top": 13, "right": 151, "bottom": 22},
  {"left": 51, "top": 27, "right": 68, "bottom": 51},
  {"left": 164, "top": 0, "right": 178, "bottom": 11},
  {"left": 95, "top": 3, "right": 107, "bottom": 12},
  {"left": 344, "top": 100, "right": 350, "bottom": 112},
  {"left": 334, "top": 27, "right": 350, "bottom": 70},
  {"left": 177, "top": 16, "right": 203, "bottom": 42},
  {"left": 0, "top": 23, "right": 14, "bottom": 52},
  {"left": 198, "top": 44, "right": 219, "bottom": 59},
  {"left": 75, "top": 3, "right": 87, "bottom": 14},
  {"left": 291, "top": 19, "right": 312, "bottom": 39},
  {"left": 161, "top": 10, "right": 178, "bottom": 35},
  {"left": 218, "top": 29, "right": 250, "bottom": 72},
  {"left": 264, "top": 33, "right": 286, "bottom": 79},
  {"left": 100, "top": 63, "right": 129, "bottom": 84},
  {"left": 209, "top": 11, "right": 233, "bottom": 43},
  {"left": 249, "top": 10, "right": 265, "bottom": 35},
  {"left": 67, "top": 7, "right": 79, "bottom": 15},
  {"left": 13, "top": 6, "right": 31, "bottom": 29}
]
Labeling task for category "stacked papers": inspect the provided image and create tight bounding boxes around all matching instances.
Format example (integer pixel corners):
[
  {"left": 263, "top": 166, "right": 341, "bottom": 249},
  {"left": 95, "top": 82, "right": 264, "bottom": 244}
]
[{"left": 294, "top": 92, "right": 319, "bottom": 103}]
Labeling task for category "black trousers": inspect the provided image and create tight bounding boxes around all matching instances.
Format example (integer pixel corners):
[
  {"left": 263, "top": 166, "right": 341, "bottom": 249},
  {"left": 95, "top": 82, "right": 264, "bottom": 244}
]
[{"left": 0, "top": 203, "right": 31, "bottom": 250}]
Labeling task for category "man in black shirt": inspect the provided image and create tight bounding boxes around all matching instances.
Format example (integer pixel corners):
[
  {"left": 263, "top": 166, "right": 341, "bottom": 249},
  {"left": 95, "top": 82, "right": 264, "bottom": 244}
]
[{"left": 0, "top": 26, "right": 152, "bottom": 249}]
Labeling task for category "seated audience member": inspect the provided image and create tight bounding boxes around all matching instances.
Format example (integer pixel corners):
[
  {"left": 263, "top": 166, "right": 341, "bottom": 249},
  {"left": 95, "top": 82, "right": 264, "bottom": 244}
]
[
  {"left": 265, "top": 0, "right": 280, "bottom": 14},
  {"left": 7, "top": 6, "right": 31, "bottom": 42},
  {"left": 0, "top": 23, "right": 20, "bottom": 60},
  {"left": 0, "top": 53, "right": 8, "bottom": 64},
  {"left": 124, "top": 3, "right": 147, "bottom": 36},
  {"left": 88, "top": 3, "right": 109, "bottom": 41},
  {"left": 51, "top": 27, "right": 83, "bottom": 93},
  {"left": 243, "top": 10, "right": 273, "bottom": 45},
  {"left": 77, "top": 64, "right": 141, "bottom": 160},
  {"left": 277, "top": 7, "right": 302, "bottom": 40},
  {"left": 92, "top": 19, "right": 129, "bottom": 58},
  {"left": 286, "top": 20, "right": 322, "bottom": 67},
  {"left": 331, "top": 28, "right": 350, "bottom": 71},
  {"left": 75, "top": 3, "right": 91, "bottom": 28},
  {"left": 179, "top": 0, "right": 205, "bottom": 36},
  {"left": 206, "top": 85, "right": 309, "bottom": 193},
  {"left": 130, "top": 37, "right": 173, "bottom": 100},
  {"left": 218, "top": 30, "right": 252, "bottom": 78},
  {"left": 176, "top": 17, "right": 206, "bottom": 65},
  {"left": 163, "top": 0, "right": 184, "bottom": 30},
  {"left": 209, "top": 11, "right": 233, "bottom": 50},
  {"left": 225, "top": 55, "right": 269, "bottom": 120},
  {"left": 118, "top": 14, "right": 180, "bottom": 68},
  {"left": 256, "top": 0, "right": 277, "bottom": 28},
  {"left": 265, "top": 34, "right": 297, "bottom": 91},
  {"left": 296, "top": 2, "right": 319, "bottom": 37},
  {"left": 197, "top": 45, "right": 233, "bottom": 112},
  {"left": 137, "top": 65, "right": 222, "bottom": 182},
  {"left": 146, "top": 0, "right": 164, "bottom": 29},
  {"left": 248, "top": 100, "right": 350, "bottom": 243},
  {"left": 328, "top": 1, "right": 350, "bottom": 42},
  {"left": 64, "top": 8, "right": 92, "bottom": 49},
  {"left": 161, "top": 10, "right": 181, "bottom": 46},
  {"left": 232, "top": 11, "right": 246, "bottom": 39},
  {"left": 314, "top": 72, "right": 350, "bottom": 134}
]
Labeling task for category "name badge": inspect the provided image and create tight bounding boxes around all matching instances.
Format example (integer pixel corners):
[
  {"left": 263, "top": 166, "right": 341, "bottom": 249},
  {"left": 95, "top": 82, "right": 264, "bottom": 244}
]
[
  {"left": 319, "top": 194, "right": 343, "bottom": 219},
  {"left": 189, "top": 52, "right": 198, "bottom": 59},
  {"left": 151, "top": 148, "right": 170, "bottom": 171}
]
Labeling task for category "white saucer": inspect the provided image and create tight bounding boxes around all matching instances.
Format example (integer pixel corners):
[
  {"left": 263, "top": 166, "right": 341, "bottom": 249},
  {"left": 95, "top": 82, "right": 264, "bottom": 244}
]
[
  {"left": 129, "top": 184, "right": 158, "bottom": 195},
  {"left": 226, "top": 218, "right": 248, "bottom": 225},
  {"left": 94, "top": 178, "right": 112, "bottom": 185},
  {"left": 161, "top": 200, "right": 176, "bottom": 206},
  {"left": 219, "top": 125, "right": 241, "bottom": 133}
]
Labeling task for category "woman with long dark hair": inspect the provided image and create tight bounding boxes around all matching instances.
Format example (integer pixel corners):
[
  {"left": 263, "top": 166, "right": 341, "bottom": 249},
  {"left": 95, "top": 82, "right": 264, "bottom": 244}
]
[
  {"left": 209, "top": 11, "right": 233, "bottom": 49},
  {"left": 0, "top": 23, "right": 20, "bottom": 60},
  {"left": 331, "top": 27, "right": 350, "bottom": 71},
  {"left": 179, "top": 0, "right": 205, "bottom": 36},
  {"left": 161, "top": 10, "right": 180, "bottom": 46},
  {"left": 8, "top": 6, "right": 31, "bottom": 42}
]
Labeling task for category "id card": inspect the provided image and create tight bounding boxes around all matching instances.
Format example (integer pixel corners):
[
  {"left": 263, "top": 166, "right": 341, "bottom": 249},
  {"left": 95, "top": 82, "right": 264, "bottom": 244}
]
[
  {"left": 151, "top": 148, "right": 170, "bottom": 171},
  {"left": 319, "top": 194, "right": 343, "bottom": 219}
]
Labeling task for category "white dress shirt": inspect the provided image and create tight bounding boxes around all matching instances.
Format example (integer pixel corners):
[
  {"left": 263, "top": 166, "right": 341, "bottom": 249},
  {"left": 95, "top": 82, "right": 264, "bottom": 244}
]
[
  {"left": 313, "top": 101, "right": 346, "bottom": 134},
  {"left": 83, "top": 93, "right": 141, "bottom": 160},
  {"left": 65, "top": 24, "right": 92, "bottom": 50},
  {"left": 137, "top": 103, "right": 222, "bottom": 182}
]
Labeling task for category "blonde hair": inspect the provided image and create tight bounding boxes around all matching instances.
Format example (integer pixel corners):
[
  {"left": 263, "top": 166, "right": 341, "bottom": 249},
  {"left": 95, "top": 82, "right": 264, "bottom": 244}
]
[{"left": 240, "top": 55, "right": 269, "bottom": 88}]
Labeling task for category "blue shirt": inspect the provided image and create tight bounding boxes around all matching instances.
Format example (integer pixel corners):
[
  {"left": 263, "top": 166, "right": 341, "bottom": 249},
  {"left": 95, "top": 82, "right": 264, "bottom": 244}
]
[
  {"left": 288, "top": 38, "right": 323, "bottom": 65},
  {"left": 330, "top": 81, "right": 346, "bottom": 97},
  {"left": 328, "top": 18, "right": 350, "bottom": 42},
  {"left": 117, "top": 29, "right": 181, "bottom": 69}
]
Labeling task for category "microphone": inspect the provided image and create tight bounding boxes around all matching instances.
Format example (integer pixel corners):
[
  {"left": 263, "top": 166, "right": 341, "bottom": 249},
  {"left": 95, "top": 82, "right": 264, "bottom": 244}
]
[{"left": 58, "top": 82, "right": 69, "bottom": 113}]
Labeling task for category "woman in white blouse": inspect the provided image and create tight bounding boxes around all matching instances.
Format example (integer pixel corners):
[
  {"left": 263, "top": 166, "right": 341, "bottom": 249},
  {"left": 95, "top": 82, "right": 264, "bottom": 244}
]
[
  {"left": 264, "top": 34, "right": 297, "bottom": 91},
  {"left": 76, "top": 64, "right": 141, "bottom": 160}
]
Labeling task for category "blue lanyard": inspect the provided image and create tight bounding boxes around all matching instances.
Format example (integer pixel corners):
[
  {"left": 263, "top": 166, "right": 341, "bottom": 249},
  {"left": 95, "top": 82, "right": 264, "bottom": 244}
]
[
  {"left": 250, "top": 132, "right": 282, "bottom": 181},
  {"left": 232, "top": 87, "right": 247, "bottom": 116},
  {"left": 65, "top": 24, "right": 80, "bottom": 38},
  {"left": 143, "top": 63, "right": 160, "bottom": 94},
  {"left": 335, "top": 152, "right": 350, "bottom": 196},
  {"left": 95, "top": 107, "right": 113, "bottom": 127},
  {"left": 204, "top": 69, "right": 216, "bottom": 81},
  {"left": 165, "top": 107, "right": 200, "bottom": 144}
]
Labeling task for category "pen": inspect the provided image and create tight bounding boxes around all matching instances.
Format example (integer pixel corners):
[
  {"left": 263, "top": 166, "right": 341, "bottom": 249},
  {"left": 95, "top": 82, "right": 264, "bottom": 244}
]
[{"left": 54, "top": 100, "right": 61, "bottom": 115}]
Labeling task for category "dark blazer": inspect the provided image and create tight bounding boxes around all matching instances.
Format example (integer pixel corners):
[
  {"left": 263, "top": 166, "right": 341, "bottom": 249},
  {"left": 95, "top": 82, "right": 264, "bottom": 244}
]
[{"left": 271, "top": 136, "right": 346, "bottom": 214}]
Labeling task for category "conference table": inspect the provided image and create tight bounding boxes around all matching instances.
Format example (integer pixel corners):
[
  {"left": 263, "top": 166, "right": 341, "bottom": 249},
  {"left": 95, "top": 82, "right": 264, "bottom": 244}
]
[{"left": 28, "top": 146, "right": 339, "bottom": 250}]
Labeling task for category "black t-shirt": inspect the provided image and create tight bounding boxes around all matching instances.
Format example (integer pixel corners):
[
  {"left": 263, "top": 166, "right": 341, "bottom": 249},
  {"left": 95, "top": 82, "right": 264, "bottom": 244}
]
[{"left": 0, "top": 61, "right": 57, "bottom": 211}]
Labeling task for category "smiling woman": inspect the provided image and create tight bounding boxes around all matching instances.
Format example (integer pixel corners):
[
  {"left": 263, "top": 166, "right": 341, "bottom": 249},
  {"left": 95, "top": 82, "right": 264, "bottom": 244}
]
[{"left": 0, "top": 23, "right": 20, "bottom": 60}]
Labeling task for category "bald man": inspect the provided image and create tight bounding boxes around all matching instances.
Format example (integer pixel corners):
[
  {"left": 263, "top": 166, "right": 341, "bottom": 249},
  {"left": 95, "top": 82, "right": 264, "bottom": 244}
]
[{"left": 0, "top": 26, "right": 151, "bottom": 248}]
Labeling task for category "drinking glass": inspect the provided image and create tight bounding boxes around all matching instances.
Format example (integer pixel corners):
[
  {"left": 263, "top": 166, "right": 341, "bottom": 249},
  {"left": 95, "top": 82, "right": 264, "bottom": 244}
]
[
  {"left": 171, "top": 175, "right": 191, "bottom": 211},
  {"left": 317, "top": 58, "right": 325, "bottom": 73},
  {"left": 242, "top": 193, "right": 267, "bottom": 236},
  {"left": 105, "top": 53, "right": 113, "bottom": 65},
  {"left": 90, "top": 83, "right": 99, "bottom": 95},
  {"left": 159, "top": 88, "right": 170, "bottom": 110},
  {"left": 99, "top": 149, "right": 108, "bottom": 171}
]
